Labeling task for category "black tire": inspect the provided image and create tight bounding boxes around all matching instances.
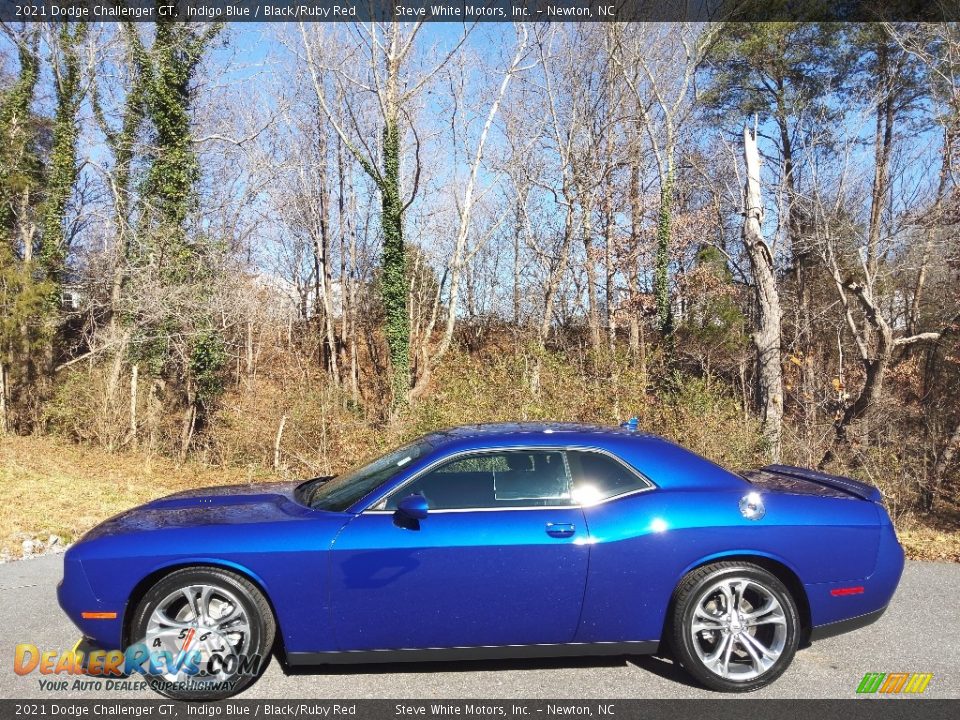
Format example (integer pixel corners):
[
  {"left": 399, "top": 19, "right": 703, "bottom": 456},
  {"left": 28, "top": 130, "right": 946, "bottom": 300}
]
[
  {"left": 129, "top": 567, "right": 275, "bottom": 700},
  {"left": 669, "top": 562, "right": 800, "bottom": 692}
]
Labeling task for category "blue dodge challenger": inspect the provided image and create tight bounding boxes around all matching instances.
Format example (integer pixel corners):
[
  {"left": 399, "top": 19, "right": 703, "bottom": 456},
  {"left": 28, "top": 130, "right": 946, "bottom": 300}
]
[{"left": 58, "top": 422, "right": 904, "bottom": 698}]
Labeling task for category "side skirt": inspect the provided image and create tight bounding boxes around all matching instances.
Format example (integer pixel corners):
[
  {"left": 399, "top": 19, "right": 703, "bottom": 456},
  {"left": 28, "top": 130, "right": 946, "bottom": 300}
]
[
  {"left": 809, "top": 606, "right": 887, "bottom": 642},
  {"left": 286, "top": 641, "right": 660, "bottom": 666}
]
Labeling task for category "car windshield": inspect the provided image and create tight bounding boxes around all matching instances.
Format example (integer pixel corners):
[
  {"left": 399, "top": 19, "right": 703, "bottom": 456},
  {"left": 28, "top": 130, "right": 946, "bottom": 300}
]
[{"left": 303, "top": 440, "right": 432, "bottom": 512}]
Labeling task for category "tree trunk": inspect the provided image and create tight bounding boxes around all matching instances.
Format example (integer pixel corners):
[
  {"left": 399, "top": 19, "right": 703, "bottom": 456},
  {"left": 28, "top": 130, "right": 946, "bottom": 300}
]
[
  {"left": 274, "top": 415, "right": 287, "bottom": 471},
  {"left": 179, "top": 393, "right": 197, "bottom": 462},
  {"left": 628, "top": 150, "right": 642, "bottom": 356},
  {"left": 245, "top": 319, "right": 255, "bottom": 379},
  {"left": 104, "top": 45, "right": 144, "bottom": 336},
  {"left": 315, "top": 126, "right": 340, "bottom": 385},
  {"left": 380, "top": 116, "right": 411, "bottom": 406},
  {"left": 583, "top": 208, "right": 602, "bottom": 354},
  {"left": 105, "top": 330, "right": 132, "bottom": 427},
  {"left": 909, "top": 124, "right": 952, "bottom": 335},
  {"left": 129, "top": 363, "right": 138, "bottom": 444},
  {"left": 821, "top": 278, "right": 895, "bottom": 466},
  {"left": 336, "top": 130, "right": 360, "bottom": 403},
  {"left": 923, "top": 417, "right": 960, "bottom": 512},
  {"left": 147, "top": 378, "right": 162, "bottom": 454},
  {"left": 539, "top": 200, "right": 576, "bottom": 344},
  {"left": 433, "top": 34, "right": 523, "bottom": 366},
  {"left": 654, "top": 160, "right": 674, "bottom": 336},
  {"left": 777, "top": 110, "right": 817, "bottom": 454},
  {"left": 867, "top": 47, "right": 895, "bottom": 282},
  {"left": 742, "top": 126, "right": 784, "bottom": 462},
  {"left": 38, "top": 24, "right": 87, "bottom": 291},
  {"left": 348, "top": 194, "right": 360, "bottom": 402},
  {"left": 337, "top": 128, "right": 354, "bottom": 400},
  {"left": 513, "top": 198, "right": 523, "bottom": 326},
  {"left": 603, "top": 198, "right": 616, "bottom": 352},
  {"left": 0, "top": 360, "right": 7, "bottom": 435}
]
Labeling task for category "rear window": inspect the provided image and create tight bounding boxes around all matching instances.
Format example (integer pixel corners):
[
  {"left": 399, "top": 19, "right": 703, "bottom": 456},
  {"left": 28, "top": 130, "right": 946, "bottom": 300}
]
[{"left": 567, "top": 450, "right": 652, "bottom": 504}]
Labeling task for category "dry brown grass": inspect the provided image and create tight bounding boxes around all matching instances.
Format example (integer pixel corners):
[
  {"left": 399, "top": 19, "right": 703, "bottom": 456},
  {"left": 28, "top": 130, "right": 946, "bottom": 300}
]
[
  {"left": 897, "top": 503, "right": 960, "bottom": 563},
  {"left": 1, "top": 431, "right": 957, "bottom": 563},
  {"left": 0, "top": 434, "right": 277, "bottom": 558}
]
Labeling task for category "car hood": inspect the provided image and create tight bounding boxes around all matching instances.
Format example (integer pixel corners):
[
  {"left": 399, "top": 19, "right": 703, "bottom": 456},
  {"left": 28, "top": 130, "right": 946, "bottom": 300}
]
[
  {"left": 148, "top": 481, "right": 303, "bottom": 507},
  {"left": 81, "top": 480, "right": 313, "bottom": 541}
]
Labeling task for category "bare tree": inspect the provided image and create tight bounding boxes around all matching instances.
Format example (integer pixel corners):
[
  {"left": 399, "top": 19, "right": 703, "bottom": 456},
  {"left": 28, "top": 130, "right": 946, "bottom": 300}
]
[
  {"left": 742, "top": 124, "right": 784, "bottom": 461},
  {"left": 298, "top": 20, "right": 471, "bottom": 408},
  {"left": 607, "top": 23, "right": 717, "bottom": 335},
  {"left": 418, "top": 26, "right": 530, "bottom": 385}
]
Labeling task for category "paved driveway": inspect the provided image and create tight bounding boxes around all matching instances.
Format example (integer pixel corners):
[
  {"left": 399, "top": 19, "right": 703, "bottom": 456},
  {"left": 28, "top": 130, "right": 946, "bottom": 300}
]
[{"left": 2, "top": 555, "right": 956, "bottom": 699}]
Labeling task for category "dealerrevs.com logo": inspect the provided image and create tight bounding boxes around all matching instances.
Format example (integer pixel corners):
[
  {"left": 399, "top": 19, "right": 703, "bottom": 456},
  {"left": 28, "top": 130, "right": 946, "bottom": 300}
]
[
  {"left": 856, "top": 673, "right": 934, "bottom": 695},
  {"left": 14, "top": 630, "right": 264, "bottom": 694}
]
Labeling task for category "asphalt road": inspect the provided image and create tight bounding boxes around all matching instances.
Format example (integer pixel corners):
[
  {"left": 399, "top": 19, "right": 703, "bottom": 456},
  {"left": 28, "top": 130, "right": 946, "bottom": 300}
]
[{"left": 1, "top": 555, "right": 957, "bottom": 700}]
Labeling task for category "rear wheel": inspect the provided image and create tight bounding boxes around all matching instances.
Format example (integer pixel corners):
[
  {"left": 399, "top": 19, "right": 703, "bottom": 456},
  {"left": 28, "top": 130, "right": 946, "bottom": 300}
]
[
  {"left": 129, "top": 567, "right": 274, "bottom": 700},
  {"left": 670, "top": 562, "right": 800, "bottom": 692}
]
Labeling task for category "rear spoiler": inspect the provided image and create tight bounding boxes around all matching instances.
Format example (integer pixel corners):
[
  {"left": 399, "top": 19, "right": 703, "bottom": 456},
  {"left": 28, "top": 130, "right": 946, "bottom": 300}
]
[{"left": 762, "top": 464, "right": 883, "bottom": 503}]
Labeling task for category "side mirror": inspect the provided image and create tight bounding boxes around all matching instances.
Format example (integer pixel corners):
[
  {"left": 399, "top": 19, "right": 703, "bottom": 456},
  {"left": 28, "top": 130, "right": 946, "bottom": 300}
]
[{"left": 396, "top": 494, "right": 429, "bottom": 520}]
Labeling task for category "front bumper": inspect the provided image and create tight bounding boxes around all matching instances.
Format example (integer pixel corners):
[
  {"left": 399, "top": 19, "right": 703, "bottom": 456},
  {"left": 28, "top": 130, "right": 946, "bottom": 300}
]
[{"left": 57, "top": 553, "right": 125, "bottom": 649}]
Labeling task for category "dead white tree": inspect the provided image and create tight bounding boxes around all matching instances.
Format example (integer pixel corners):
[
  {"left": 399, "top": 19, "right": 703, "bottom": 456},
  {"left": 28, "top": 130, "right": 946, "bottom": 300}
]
[{"left": 742, "top": 124, "right": 784, "bottom": 462}]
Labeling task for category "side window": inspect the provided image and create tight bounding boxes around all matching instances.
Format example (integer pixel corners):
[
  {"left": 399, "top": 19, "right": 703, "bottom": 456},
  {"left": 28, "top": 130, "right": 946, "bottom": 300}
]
[
  {"left": 385, "top": 450, "right": 573, "bottom": 510},
  {"left": 567, "top": 450, "right": 651, "bottom": 505}
]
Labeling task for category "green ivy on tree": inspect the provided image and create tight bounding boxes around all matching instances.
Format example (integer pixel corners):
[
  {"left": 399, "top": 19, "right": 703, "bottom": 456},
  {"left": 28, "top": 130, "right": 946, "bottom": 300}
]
[
  {"left": 38, "top": 22, "right": 88, "bottom": 292},
  {"left": 126, "top": 20, "right": 226, "bottom": 443}
]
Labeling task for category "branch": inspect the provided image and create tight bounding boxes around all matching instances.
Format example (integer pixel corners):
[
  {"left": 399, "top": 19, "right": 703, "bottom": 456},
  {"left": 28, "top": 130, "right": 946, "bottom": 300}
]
[
  {"left": 192, "top": 109, "right": 278, "bottom": 147},
  {"left": 401, "top": 110, "right": 422, "bottom": 214},
  {"left": 894, "top": 315, "right": 960, "bottom": 347},
  {"left": 893, "top": 332, "right": 942, "bottom": 346},
  {"left": 400, "top": 22, "right": 476, "bottom": 103},
  {"left": 54, "top": 340, "right": 120, "bottom": 373},
  {"left": 298, "top": 23, "right": 382, "bottom": 187}
]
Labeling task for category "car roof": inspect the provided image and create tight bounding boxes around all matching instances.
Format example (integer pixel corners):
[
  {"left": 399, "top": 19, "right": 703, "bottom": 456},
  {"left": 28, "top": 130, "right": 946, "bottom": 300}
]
[
  {"left": 423, "top": 422, "right": 653, "bottom": 444},
  {"left": 413, "top": 422, "right": 747, "bottom": 493}
]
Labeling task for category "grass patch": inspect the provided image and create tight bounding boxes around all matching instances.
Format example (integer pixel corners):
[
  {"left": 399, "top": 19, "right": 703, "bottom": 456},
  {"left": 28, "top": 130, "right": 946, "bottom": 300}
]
[
  {"left": 1, "top": 432, "right": 957, "bottom": 562},
  {"left": 0, "top": 435, "right": 276, "bottom": 559},
  {"left": 898, "top": 503, "right": 960, "bottom": 563}
]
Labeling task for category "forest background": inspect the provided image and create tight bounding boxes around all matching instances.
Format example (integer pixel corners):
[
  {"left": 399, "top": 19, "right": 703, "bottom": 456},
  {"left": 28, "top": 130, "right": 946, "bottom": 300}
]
[{"left": 1, "top": 20, "right": 958, "bottom": 561}]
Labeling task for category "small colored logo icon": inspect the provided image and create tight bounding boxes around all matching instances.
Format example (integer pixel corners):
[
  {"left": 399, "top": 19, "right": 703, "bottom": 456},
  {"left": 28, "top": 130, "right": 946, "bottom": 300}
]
[{"left": 857, "top": 672, "right": 933, "bottom": 695}]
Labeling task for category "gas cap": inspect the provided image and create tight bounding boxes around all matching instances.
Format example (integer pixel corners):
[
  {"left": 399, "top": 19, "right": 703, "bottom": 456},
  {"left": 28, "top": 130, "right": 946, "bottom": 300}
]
[{"left": 739, "top": 492, "right": 765, "bottom": 520}]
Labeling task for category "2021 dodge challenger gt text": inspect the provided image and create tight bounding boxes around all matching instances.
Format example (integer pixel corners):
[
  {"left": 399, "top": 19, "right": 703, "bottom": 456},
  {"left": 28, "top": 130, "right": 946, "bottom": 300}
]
[{"left": 58, "top": 422, "right": 904, "bottom": 699}]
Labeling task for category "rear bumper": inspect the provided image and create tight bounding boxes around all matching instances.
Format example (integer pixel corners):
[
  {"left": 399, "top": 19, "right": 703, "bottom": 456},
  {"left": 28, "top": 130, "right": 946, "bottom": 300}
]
[
  {"left": 809, "top": 606, "right": 887, "bottom": 641},
  {"left": 806, "top": 518, "right": 904, "bottom": 634}
]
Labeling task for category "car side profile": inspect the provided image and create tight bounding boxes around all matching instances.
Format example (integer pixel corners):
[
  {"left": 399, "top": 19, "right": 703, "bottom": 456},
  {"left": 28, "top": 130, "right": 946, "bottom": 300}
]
[{"left": 58, "top": 422, "right": 904, "bottom": 698}]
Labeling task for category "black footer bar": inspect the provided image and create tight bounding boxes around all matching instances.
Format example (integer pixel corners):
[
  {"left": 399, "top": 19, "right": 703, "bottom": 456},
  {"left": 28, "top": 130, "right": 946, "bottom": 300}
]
[{"left": 3, "top": 699, "right": 957, "bottom": 720}]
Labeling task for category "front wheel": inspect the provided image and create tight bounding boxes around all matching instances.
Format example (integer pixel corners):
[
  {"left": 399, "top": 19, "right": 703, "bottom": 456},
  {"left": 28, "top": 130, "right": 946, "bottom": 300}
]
[
  {"left": 669, "top": 562, "right": 800, "bottom": 692},
  {"left": 129, "top": 567, "right": 275, "bottom": 700}
]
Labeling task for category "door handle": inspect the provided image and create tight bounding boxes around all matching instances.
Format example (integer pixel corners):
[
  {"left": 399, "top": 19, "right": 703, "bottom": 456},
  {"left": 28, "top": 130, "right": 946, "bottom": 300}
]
[{"left": 545, "top": 522, "right": 576, "bottom": 538}]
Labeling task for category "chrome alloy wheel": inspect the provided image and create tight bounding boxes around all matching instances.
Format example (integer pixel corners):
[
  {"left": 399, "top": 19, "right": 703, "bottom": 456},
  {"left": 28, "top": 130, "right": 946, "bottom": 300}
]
[
  {"left": 144, "top": 584, "right": 252, "bottom": 682},
  {"left": 689, "top": 577, "right": 787, "bottom": 681}
]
